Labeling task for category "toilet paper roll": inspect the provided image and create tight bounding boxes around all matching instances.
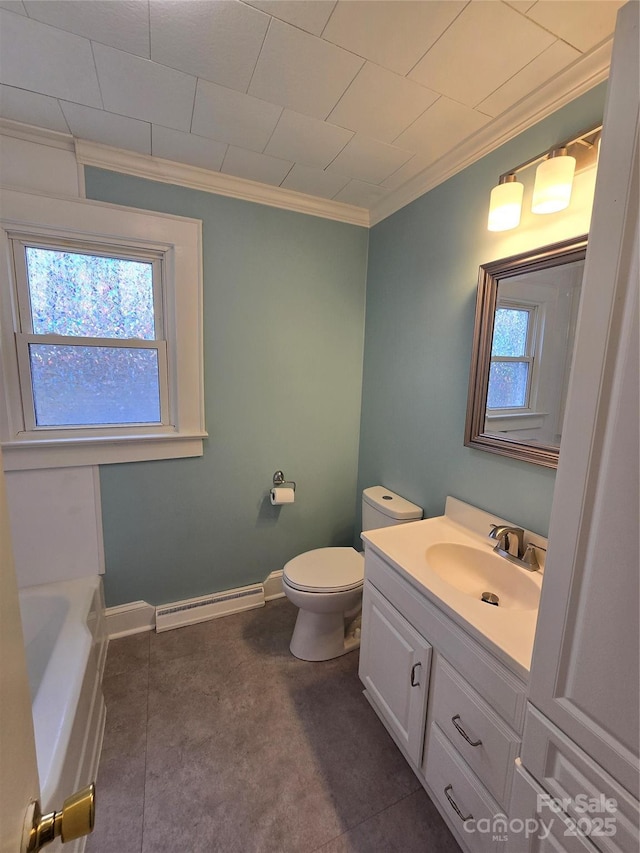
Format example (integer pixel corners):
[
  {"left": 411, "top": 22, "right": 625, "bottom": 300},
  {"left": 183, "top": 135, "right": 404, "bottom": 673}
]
[{"left": 270, "top": 487, "right": 295, "bottom": 505}]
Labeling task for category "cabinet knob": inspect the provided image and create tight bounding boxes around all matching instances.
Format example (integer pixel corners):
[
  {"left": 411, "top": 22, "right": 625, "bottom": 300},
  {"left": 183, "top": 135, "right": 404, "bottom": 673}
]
[{"left": 410, "top": 662, "right": 422, "bottom": 687}]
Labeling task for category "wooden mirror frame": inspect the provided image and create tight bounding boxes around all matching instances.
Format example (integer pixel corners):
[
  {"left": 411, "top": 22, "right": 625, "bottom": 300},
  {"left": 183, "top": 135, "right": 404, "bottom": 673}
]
[{"left": 464, "top": 235, "right": 588, "bottom": 469}]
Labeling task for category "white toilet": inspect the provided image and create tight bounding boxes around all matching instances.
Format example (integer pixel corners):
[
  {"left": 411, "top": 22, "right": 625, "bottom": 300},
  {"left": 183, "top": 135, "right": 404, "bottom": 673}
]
[{"left": 283, "top": 486, "right": 423, "bottom": 661}]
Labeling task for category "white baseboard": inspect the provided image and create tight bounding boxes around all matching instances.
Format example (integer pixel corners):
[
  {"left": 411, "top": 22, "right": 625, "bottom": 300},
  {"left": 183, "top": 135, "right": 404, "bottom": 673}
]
[
  {"left": 106, "top": 574, "right": 286, "bottom": 638},
  {"left": 155, "top": 584, "right": 265, "bottom": 632},
  {"left": 263, "top": 570, "right": 285, "bottom": 601},
  {"left": 105, "top": 600, "right": 156, "bottom": 638}
]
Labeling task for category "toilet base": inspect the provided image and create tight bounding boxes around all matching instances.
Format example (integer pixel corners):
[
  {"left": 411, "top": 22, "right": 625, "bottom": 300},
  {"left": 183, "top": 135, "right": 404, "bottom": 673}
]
[{"left": 289, "top": 608, "right": 361, "bottom": 661}]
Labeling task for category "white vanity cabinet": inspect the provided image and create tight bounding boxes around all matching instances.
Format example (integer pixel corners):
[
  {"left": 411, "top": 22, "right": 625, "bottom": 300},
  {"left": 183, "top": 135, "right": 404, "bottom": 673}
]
[{"left": 360, "top": 546, "right": 528, "bottom": 853}]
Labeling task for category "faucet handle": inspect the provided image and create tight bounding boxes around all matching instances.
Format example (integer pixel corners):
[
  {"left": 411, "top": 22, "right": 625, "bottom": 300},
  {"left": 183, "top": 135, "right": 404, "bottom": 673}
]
[{"left": 521, "top": 542, "right": 541, "bottom": 570}]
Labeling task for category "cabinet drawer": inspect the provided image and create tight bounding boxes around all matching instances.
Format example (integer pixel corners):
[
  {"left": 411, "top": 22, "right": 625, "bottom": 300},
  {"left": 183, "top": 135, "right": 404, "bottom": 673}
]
[
  {"left": 508, "top": 761, "right": 600, "bottom": 853},
  {"left": 425, "top": 724, "right": 504, "bottom": 853},
  {"left": 520, "top": 706, "right": 639, "bottom": 853},
  {"left": 431, "top": 657, "right": 520, "bottom": 807}
]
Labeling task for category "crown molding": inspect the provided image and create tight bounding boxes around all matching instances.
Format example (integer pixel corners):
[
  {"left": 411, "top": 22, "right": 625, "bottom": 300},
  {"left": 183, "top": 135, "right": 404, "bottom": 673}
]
[
  {"left": 0, "top": 117, "right": 75, "bottom": 151},
  {"left": 74, "top": 140, "right": 370, "bottom": 227},
  {"left": 0, "top": 35, "right": 612, "bottom": 231},
  {"left": 369, "top": 39, "right": 613, "bottom": 226}
]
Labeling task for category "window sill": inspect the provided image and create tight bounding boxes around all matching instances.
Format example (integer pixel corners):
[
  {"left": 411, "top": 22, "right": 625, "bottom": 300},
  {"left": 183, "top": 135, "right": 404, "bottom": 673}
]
[
  {"left": 1, "top": 431, "right": 208, "bottom": 470},
  {"left": 485, "top": 411, "right": 547, "bottom": 432}
]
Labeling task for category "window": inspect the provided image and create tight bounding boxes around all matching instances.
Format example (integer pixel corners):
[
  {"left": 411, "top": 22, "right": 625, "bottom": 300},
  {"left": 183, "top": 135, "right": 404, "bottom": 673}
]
[
  {"left": 487, "top": 304, "right": 537, "bottom": 411},
  {"left": 14, "top": 240, "right": 168, "bottom": 429},
  {"left": 0, "top": 189, "right": 206, "bottom": 469}
]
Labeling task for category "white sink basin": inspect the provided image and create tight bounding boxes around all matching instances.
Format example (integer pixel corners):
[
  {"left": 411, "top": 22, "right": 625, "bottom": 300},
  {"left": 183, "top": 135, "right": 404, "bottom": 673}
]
[{"left": 425, "top": 543, "right": 541, "bottom": 611}]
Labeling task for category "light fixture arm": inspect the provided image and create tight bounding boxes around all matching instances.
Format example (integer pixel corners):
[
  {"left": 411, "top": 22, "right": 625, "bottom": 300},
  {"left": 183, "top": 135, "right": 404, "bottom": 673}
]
[
  {"left": 496, "top": 124, "right": 602, "bottom": 184},
  {"left": 488, "top": 123, "right": 602, "bottom": 231}
]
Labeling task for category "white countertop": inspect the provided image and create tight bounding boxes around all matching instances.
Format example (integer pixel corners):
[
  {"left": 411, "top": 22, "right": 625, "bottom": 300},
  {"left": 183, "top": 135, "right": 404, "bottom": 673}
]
[{"left": 361, "top": 508, "right": 544, "bottom": 680}]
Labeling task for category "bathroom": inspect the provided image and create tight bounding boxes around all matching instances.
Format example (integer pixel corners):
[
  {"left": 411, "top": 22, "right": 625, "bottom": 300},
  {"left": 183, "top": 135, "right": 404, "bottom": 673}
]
[{"left": 0, "top": 2, "right": 637, "bottom": 852}]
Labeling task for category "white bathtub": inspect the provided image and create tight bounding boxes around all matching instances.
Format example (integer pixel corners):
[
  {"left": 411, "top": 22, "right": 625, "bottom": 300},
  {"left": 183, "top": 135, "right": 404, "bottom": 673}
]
[{"left": 19, "top": 576, "right": 107, "bottom": 848}]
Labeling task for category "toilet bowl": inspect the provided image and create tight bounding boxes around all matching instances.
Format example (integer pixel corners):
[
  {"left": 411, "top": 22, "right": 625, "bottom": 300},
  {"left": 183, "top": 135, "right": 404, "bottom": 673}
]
[
  {"left": 282, "top": 487, "right": 423, "bottom": 661},
  {"left": 283, "top": 547, "right": 364, "bottom": 661}
]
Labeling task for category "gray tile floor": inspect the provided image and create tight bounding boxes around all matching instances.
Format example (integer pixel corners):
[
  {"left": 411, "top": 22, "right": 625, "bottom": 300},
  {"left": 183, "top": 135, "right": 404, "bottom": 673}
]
[{"left": 87, "top": 598, "right": 461, "bottom": 853}]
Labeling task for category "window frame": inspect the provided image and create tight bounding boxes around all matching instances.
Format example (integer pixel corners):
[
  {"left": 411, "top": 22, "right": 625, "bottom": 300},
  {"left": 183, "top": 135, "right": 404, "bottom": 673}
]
[
  {"left": 0, "top": 188, "right": 206, "bottom": 470},
  {"left": 12, "top": 235, "right": 170, "bottom": 432},
  {"left": 487, "top": 300, "right": 540, "bottom": 414}
]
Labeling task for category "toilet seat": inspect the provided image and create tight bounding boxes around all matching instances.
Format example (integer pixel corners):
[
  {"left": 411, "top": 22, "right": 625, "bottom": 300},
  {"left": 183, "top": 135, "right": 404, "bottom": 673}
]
[{"left": 283, "top": 547, "right": 364, "bottom": 594}]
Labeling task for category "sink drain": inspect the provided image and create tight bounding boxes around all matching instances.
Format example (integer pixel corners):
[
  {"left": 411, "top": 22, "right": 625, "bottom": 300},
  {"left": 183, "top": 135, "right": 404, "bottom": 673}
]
[{"left": 481, "top": 591, "right": 500, "bottom": 606}]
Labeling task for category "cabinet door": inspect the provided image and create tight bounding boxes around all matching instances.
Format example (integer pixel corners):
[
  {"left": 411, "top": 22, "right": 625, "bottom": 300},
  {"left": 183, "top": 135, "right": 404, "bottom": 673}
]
[
  {"left": 527, "top": 1, "right": 639, "bottom": 796},
  {"left": 509, "top": 762, "right": 601, "bottom": 853},
  {"left": 359, "top": 581, "right": 431, "bottom": 766}
]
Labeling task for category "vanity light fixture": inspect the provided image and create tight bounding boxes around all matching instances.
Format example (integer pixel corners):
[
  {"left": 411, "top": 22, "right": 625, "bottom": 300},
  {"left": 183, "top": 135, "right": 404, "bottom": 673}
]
[
  {"left": 487, "top": 125, "right": 602, "bottom": 232},
  {"left": 487, "top": 174, "right": 524, "bottom": 232},
  {"left": 531, "top": 147, "right": 576, "bottom": 214}
]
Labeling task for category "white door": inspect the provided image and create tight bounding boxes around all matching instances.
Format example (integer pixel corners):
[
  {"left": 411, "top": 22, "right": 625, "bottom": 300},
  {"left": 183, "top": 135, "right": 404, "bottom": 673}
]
[
  {"left": 359, "top": 581, "right": 432, "bottom": 766},
  {"left": 527, "top": 0, "right": 639, "bottom": 797},
  {"left": 0, "top": 447, "right": 40, "bottom": 853}
]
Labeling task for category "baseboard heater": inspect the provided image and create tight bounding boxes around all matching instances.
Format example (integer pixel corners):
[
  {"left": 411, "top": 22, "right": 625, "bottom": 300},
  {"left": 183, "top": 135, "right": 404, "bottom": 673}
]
[{"left": 155, "top": 584, "right": 265, "bottom": 633}]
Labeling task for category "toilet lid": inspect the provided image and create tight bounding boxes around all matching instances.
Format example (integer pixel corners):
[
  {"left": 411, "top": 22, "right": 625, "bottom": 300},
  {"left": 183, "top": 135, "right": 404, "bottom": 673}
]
[{"left": 283, "top": 547, "right": 364, "bottom": 593}]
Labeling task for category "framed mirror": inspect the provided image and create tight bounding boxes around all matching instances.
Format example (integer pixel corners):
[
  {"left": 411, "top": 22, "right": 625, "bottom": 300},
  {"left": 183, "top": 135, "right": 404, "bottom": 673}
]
[{"left": 465, "top": 235, "right": 587, "bottom": 468}]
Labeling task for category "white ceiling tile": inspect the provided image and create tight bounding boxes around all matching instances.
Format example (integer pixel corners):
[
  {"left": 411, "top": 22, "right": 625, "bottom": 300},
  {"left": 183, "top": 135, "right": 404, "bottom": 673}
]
[
  {"left": 504, "top": 0, "right": 536, "bottom": 12},
  {"left": 409, "top": 1, "right": 555, "bottom": 107},
  {"left": 478, "top": 40, "right": 580, "bottom": 118},
  {"left": 0, "top": 84, "right": 69, "bottom": 132},
  {"left": 0, "top": 2, "right": 26, "bottom": 14},
  {"left": 326, "top": 135, "right": 413, "bottom": 184},
  {"left": 525, "top": 0, "right": 624, "bottom": 53},
  {"left": 333, "top": 180, "right": 387, "bottom": 208},
  {"left": 245, "top": 0, "right": 336, "bottom": 36},
  {"left": 380, "top": 151, "right": 434, "bottom": 192},
  {"left": 323, "top": 1, "right": 467, "bottom": 76},
  {"left": 280, "top": 163, "right": 350, "bottom": 199},
  {"left": 0, "top": 10, "right": 102, "bottom": 106},
  {"left": 24, "top": 1, "right": 150, "bottom": 57},
  {"left": 221, "top": 145, "right": 292, "bottom": 185},
  {"left": 150, "top": 0, "right": 268, "bottom": 92},
  {"left": 394, "top": 96, "right": 491, "bottom": 165},
  {"left": 328, "top": 62, "right": 438, "bottom": 144},
  {"left": 248, "top": 19, "right": 363, "bottom": 119},
  {"left": 191, "top": 79, "right": 282, "bottom": 153},
  {"left": 60, "top": 102, "right": 150, "bottom": 154},
  {"left": 263, "top": 109, "right": 352, "bottom": 168},
  {"left": 93, "top": 43, "right": 196, "bottom": 132},
  {"left": 152, "top": 125, "right": 226, "bottom": 172}
]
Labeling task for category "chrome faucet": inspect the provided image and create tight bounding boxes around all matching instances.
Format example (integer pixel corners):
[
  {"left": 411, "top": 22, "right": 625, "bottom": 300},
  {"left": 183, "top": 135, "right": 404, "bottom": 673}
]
[{"left": 488, "top": 524, "right": 540, "bottom": 571}]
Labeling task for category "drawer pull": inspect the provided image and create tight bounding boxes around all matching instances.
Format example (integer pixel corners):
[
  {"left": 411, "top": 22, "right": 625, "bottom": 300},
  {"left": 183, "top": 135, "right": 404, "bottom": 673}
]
[
  {"left": 451, "top": 714, "right": 482, "bottom": 747},
  {"left": 444, "top": 785, "right": 473, "bottom": 822},
  {"left": 410, "top": 662, "right": 421, "bottom": 687}
]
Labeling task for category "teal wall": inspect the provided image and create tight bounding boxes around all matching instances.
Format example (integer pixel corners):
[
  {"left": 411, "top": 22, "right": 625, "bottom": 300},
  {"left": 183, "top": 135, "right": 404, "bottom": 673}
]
[
  {"left": 356, "top": 83, "right": 607, "bottom": 538},
  {"left": 86, "top": 84, "right": 606, "bottom": 606},
  {"left": 84, "top": 170, "right": 368, "bottom": 607}
]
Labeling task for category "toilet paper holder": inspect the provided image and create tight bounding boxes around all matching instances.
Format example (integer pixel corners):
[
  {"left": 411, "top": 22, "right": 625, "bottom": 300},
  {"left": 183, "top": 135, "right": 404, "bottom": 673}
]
[{"left": 272, "top": 470, "right": 296, "bottom": 492}]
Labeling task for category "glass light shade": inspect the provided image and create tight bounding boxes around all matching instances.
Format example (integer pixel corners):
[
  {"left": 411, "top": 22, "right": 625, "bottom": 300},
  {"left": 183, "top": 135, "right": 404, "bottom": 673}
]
[
  {"left": 487, "top": 179, "right": 524, "bottom": 232},
  {"left": 531, "top": 154, "right": 576, "bottom": 214}
]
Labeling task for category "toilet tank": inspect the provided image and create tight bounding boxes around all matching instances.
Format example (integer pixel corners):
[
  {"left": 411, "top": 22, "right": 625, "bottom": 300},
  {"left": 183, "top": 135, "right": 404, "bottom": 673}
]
[{"left": 361, "top": 486, "right": 422, "bottom": 531}]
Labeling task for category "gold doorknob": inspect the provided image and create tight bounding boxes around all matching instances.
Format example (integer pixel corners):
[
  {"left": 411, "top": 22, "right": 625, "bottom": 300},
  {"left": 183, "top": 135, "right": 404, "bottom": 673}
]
[{"left": 26, "top": 783, "right": 95, "bottom": 852}]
